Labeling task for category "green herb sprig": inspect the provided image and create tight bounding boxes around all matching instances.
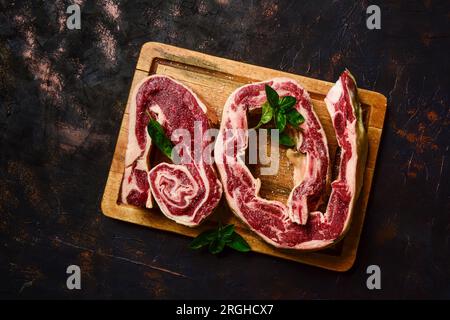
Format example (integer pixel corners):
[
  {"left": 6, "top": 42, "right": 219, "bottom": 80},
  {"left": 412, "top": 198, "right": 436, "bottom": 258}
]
[
  {"left": 190, "top": 224, "right": 251, "bottom": 254},
  {"left": 146, "top": 112, "right": 174, "bottom": 159},
  {"left": 255, "top": 84, "right": 305, "bottom": 147}
]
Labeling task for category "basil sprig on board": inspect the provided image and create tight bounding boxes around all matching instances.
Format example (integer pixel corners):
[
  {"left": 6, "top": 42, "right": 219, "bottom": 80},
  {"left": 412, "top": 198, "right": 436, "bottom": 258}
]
[
  {"left": 190, "top": 224, "right": 251, "bottom": 254},
  {"left": 146, "top": 112, "right": 174, "bottom": 159},
  {"left": 255, "top": 84, "right": 305, "bottom": 147}
]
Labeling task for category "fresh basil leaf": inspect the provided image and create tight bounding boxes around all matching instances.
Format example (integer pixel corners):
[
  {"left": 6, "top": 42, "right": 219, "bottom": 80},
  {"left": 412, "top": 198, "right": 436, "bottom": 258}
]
[
  {"left": 265, "top": 84, "right": 279, "bottom": 108},
  {"left": 190, "top": 224, "right": 250, "bottom": 255},
  {"left": 286, "top": 109, "right": 305, "bottom": 127},
  {"left": 279, "top": 132, "right": 296, "bottom": 147},
  {"left": 274, "top": 111, "right": 287, "bottom": 132},
  {"left": 209, "top": 237, "right": 226, "bottom": 254},
  {"left": 189, "top": 230, "right": 217, "bottom": 249},
  {"left": 147, "top": 119, "right": 173, "bottom": 159},
  {"left": 279, "top": 96, "right": 296, "bottom": 112},
  {"left": 219, "top": 224, "right": 235, "bottom": 240},
  {"left": 255, "top": 102, "right": 273, "bottom": 129},
  {"left": 260, "top": 102, "right": 273, "bottom": 124},
  {"left": 226, "top": 233, "right": 251, "bottom": 252}
]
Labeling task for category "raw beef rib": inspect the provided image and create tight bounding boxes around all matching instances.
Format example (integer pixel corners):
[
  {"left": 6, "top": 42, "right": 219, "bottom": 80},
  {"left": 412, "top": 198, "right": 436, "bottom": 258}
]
[
  {"left": 214, "top": 71, "right": 367, "bottom": 250},
  {"left": 121, "top": 75, "right": 222, "bottom": 226}
]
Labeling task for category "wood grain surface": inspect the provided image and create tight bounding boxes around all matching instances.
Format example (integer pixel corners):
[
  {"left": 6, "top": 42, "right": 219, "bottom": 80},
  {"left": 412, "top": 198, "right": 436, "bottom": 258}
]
[{"left": 101, "top": 42, "right": 387, "bottom": 271}]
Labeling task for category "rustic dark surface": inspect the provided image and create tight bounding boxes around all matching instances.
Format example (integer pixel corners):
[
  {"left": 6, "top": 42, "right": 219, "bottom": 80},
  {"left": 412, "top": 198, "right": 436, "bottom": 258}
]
[{"left": 0, "top": 0, "right": 449, "bottom": 299}]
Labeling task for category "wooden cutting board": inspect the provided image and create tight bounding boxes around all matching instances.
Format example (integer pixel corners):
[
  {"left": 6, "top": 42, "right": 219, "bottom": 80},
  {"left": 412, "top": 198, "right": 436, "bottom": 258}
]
[{"left": 101, "top": 42, "right": 387, "bottom": 272}]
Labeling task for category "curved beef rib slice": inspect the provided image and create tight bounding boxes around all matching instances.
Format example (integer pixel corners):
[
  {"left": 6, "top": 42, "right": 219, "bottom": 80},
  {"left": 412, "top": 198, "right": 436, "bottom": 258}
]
[
  {"left": 214, "top": 71, "right": 367, "bottom": 250},
  {"left": 121, "top": 75, "right": 222, "bottom": 226}
]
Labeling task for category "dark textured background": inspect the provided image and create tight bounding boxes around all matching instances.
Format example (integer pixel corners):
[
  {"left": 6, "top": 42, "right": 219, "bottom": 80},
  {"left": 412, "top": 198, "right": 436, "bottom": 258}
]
[{"left": 0, "top": 0, "right": 449, "bottom": 299}]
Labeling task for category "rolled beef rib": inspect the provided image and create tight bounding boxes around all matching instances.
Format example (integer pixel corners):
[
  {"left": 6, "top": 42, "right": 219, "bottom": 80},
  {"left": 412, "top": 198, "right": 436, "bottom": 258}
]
[
  {"left": 121, "top": 75, "right": 222, "bottom": 226},
  {"left": 214, "top": 71, "right": 367, "bottom": 250}
]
